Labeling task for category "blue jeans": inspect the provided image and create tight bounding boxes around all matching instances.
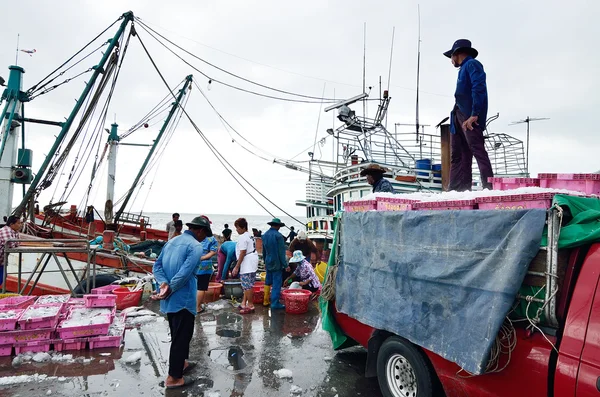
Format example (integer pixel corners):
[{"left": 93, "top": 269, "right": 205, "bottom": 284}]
[{"left": 265, "top": 270, "right": 283, "bottom": 304}]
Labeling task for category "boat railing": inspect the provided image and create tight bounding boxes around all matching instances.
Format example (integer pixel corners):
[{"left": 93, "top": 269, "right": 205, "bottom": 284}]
[{"left": 118, "top": 212, "right": 152, "bottom": 228}]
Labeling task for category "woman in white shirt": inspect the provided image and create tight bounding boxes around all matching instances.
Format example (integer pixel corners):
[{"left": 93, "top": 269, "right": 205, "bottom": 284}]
[{"left": 231, "top": 217, "right": 259, "bottom": 314}]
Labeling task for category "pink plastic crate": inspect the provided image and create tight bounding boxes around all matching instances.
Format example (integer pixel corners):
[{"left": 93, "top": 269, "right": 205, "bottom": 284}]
[
  {"left": 67, "top": 298, "right": 85, "bottom": 307},
  {"left": 538, "top": 173, "right": 600, "bottom": 195},
  {"left": 14, "top": 341, "right": 51, "bottom": 355},
  {"left": 0, "top": 309, "right": 24, "bottom": 331},
  {"left": 84, "top": 294, "right": 117, "bottom": 308},
  {"left": 88, "top": 335, "right": 123, "bottom": 349},
  {"left": 413, "top": 200, "right": 477, "bottom": 210},
  {"left": 475, "top": 193, "right": 555, "bottom": 210},
  {"left": 57, "top": 318, "right": 111, "bottom": 339},
  {"left": 0, "top": 345, "right": 12, "bottom": 357},
  {"left": 91, "top": 285, "right": 120, "bottom": 295},
  {"left": 376, "top": 197, "right": 418, "bottom": 211},
  {"left": 53, "top": 338, "right": 88, "bottom": 352},
  {"left": 344, "top": 200, "right": 377, "bottom": 212},
  {"left": 488, "top": 177, "right": 540, "bottom": 191},
  {"left": 67, "top": 306, "right": 116, "bottom": 322},
  {"left": 0, "top": 296, "right": 37, "bottom": 310},
  {"left": 18, "top": 304, "right": 62, "bottom": 330},
  {"left": 0, "top": 328, "right": 53, "bottom": 345}
]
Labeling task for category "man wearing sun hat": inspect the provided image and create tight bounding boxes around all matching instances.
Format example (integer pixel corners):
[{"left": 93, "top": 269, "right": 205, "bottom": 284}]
[
  {"left": 360, "top": 164, "right": 395, "bottom": 193},
  {"left": 443, "top": 39, "right": 494, "bottom": 191},
  {"left": 261, "top": 217, "right": 288, "bottom": 309},
  {"left": 152, "top": 215, "right": 213, "bottom": 390}
]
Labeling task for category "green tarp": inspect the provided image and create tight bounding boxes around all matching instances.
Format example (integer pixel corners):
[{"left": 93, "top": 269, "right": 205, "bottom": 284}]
[{"left": 542, "top": 194, "right": 600, "bottom": 249}]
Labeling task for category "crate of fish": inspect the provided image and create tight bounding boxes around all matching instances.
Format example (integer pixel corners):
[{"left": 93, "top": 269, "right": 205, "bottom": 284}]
[
  {"left": 68, "top": 306, "right": 115, "bottom": 322},
  {"left": 475, "top": 193, "right": 556, "bottom": 210},
  {"left": 376, "top": 197, "right": 419, "bottom": 211},
  {"left": 0, "top": 296, "right": 37, "bottom": 310},
  {"left": 413, "top": 199, "right": 477, "bottom": 211},
  {"left": 538, "top": 173, "right": 600, "bottom": 195},
  {"left": 0, "top": 309, "right": 25, "bottom": 331},
  {"left": 66, "top": 297, "right": 85, "bottom": 308},
  {"left": 53, "top": 338, "right": 88, "bottom": 352},
  {"left": 488, "top": 177, "right": 540, "bottom": 191},
  {"left": 13, "top": 340, "right": 52, "bottom": 355},
  {"left": 18, "top": 304, "right": 62, "bottom": 330},
  {"left": 343, "top": 199, "right": 377, "bottom": 212},
  {"left": 35, "top": 295, "right": 71, "bottom": 305},
  {"left": 83, "top": 294, "right": 117, "bottom": 308},
  {"left": 0, "top": 328, "right": 54, "bottom": 345},
  {"left": 88, "top": 335, "right": 123, "bottom": 350}
]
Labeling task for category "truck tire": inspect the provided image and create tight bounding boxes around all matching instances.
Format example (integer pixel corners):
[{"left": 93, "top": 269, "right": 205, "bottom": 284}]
[
  {"left": 377, "top": 336, "right": 434, "bottom": 397},
  {"left": 73, "top": 274, "right": 120, "bottom": 295}
]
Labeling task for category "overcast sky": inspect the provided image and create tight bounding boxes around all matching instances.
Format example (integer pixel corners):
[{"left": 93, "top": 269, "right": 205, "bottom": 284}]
[{"left": 1, "top": 0, "right": 598, "bottom": 217}]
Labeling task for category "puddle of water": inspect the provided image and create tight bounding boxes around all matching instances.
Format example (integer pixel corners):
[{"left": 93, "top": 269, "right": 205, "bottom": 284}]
[
  {"left": 216, "top": 329, "right": 241, "bottom": 338},
  {"left": 215, "top": 312, "right": 242, "bottom": 338},
  {"left": 209, "top": 346, "right": 246, "bottom": 370},
  {"left": 216, "top": 312, "right": 242, "bottom": 325}
]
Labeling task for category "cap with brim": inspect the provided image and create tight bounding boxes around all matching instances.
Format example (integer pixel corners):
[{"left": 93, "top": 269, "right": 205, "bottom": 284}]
[
  {"left": 267, "top": 217, "right": 286, "bottom": 227},
  {"left": 360, "top": 164, "right": 389, "bottom": 177},
  {"left": 186, "top": 216, "right": 213, "bottom": 237},
  {"left": 443, "top": 39, "right": 478, "bottom": 59},
  {"left": 289, "top": 250, "right": 305, "bottom": 263}
]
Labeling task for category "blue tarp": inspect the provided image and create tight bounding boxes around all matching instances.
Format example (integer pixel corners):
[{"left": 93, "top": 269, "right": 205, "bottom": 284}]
[{"left": 335, "top": 209, "right": 546, "bottom": 374}]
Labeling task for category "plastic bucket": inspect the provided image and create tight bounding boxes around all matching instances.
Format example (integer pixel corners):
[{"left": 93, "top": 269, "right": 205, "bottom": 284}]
[
  {"left": 223, "top": 280, "right": 243, "bottom": 299},
  {"left": 281, "top": 289, "right": 312, "bottom": 314},
  {"left": 204, "top": 282, "right": 222, "bottom": 303},
  {"left": 415, "top": 159, "right": 432, "bottom": 177},
  {"left": 252, "top": 282, "right": 265, "bottom": 304},
  {"left": 112, "top": 288, "right": 143, "bottom": 310}
]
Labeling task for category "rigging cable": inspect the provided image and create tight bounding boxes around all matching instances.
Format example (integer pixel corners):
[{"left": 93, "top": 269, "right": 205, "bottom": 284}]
[
  {"left": 135, "top": 17, "right": 338, "bottom": 102},
  {"left": 135, "top": 22, "right": 336, "bottom": 104},
  {"left": 136, "top": 31, "right": 308, "bottom": 228}
]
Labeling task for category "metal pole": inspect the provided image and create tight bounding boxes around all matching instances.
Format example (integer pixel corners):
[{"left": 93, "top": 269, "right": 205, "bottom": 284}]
[
  {"left": 14, "top": 12, "right": 134, "bottom": 217},
  {"left": 114, "top": 75, "right": 192, "bottom": 223}
]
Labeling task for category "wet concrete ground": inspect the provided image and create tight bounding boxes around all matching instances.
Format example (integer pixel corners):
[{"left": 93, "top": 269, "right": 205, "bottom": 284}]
[{"left": 0, "top": 300, "right": 382, "bottom": 396}]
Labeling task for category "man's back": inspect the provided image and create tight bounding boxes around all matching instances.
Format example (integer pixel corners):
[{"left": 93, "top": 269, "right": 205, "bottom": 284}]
[{"left": 262, "top": 228, "right": 286, "bottom": 272}]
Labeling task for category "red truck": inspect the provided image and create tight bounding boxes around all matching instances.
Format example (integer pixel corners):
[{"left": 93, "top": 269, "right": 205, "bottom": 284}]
[{"left": 331, "top": 208, "right": 600, "bottom": 397}]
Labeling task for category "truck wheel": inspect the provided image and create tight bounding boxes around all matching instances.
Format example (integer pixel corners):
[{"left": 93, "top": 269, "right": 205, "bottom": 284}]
[{"left": 377, "top": 336, "right": 434, "bottom": 397}]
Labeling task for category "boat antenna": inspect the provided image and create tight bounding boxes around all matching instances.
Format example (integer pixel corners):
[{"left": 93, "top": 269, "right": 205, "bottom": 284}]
[
  {"left": 385, "top": 26, "right": 395, "bottom": 128},
  {"left": 415, "top": 5, "right": 421, "bottom": 143},
  {"left": 363, "top": 22, "right": 367, "bottom": 119},
  {"left": 15, "top": 34, "right": 20, "bottom": 65},
  {"left": 509, "top": 116, "right": 550, "bottom": 175}
]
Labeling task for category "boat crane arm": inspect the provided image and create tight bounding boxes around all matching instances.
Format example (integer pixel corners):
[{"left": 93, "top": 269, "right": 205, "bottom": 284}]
[{"left": 272, "top": 159, "right": 335, "bottom": 182}]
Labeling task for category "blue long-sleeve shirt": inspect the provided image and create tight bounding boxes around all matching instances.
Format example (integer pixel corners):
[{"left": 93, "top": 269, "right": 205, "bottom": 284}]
[
  {"left": 451, "top": 56, "right": 488, "bottom": 134},
  {"left": 219, "top": 241, "right": 237, "bottom": 280},
  {"left": 153, "top": 230, "right": 203, "bottom": 315},
  {"left": 262, "top": 227, "right": 288, "bottom": 272},
  {"left": 373, "top": 177, "right": 394, "bottom": 193}
]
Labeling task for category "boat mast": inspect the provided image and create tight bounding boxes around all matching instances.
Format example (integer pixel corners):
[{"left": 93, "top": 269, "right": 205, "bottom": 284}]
[
  {"left": 113, "top": 75, "right": 193, "bottom": 225},
  {"left": 105, "top": 123, "right": 119, "bottom": 224},
  {"left": 0, "top": 66, "right": 25, "bottom": 221},
  {"left": 12, "top": 11, "right": 134, "bottom": 218},
  {"left": 415, "top": 5, "right": 421, "bottom": 149}
]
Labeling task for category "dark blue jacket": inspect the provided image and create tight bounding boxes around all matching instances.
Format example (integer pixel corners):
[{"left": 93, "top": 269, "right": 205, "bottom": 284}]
[
  {"left": 451, "top": 56, "right": 488, "bottom": 134},
  {"left": 373, "top": 177, "right": 394, "bottom": 193},
  {"left": 262, "top": 227, "right": 287, "bottom": 272}
]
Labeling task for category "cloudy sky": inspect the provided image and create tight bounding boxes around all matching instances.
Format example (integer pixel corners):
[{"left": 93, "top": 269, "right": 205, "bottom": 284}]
[{"left": 1, "top": 0, "right": 598, "bottom": 217}]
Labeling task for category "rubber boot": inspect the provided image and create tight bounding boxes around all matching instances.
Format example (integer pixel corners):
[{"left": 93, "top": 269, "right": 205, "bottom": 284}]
[{"left": 263, "top": 285, "right": 271, "bottom": 307}]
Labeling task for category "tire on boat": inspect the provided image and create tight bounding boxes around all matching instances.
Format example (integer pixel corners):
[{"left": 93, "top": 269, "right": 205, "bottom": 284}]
[
  {"left": 73, "top": 274, "right": 121, "bottom": 295},
  {"left": 376, "top": 336, "right": 435, "bottom": 397}
]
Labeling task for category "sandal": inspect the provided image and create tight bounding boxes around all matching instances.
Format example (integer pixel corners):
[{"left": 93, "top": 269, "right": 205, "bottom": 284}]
[
  {"left": 183, "top": 361, "right": 197, "bottom": 374},
  {"left": 164, "top": 376, "right": 195, "bottom": 389},
  {"left": 239, "top": 307, "right": 254, "bottom": 314}
]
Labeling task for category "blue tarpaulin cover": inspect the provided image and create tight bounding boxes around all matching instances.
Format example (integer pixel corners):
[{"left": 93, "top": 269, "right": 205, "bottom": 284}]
[{"left": 335, "top": 209, "right": 547, "bottom": 374}]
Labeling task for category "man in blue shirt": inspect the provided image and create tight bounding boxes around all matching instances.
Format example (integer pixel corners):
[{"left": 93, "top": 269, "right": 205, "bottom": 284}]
[
  {"left": 261, "top": 217, "right": 288, "bottom": 309},
  {"left": 153, "top": 216, "right": 212, "bottom": 390},
  {"left": 360, "top": 164, "right": 395, "bottom": 193},
  {"left": 444, "top": 39, "right": 494, "bottom": 191},
  {"left": 196, "top": 215, "right": 217, "bottom": 313}
]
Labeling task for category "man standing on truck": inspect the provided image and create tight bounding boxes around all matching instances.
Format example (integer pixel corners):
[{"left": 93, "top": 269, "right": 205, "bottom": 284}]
[
  {"left": 444, "top": 39, "right": 494, "bottom": 191},
  {"left": 360, "top": 164, "right": 395, "bottom": 193},
  {"left": 152, "top": 216, "right": 212, "bottom": 390}
]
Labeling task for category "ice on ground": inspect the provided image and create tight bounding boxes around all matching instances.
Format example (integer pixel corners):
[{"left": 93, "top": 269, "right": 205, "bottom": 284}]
[
  {"left": 51, "top": 353, "right": 74, "bottom": 362},
  {"left": 126, "top": 315, "right": 157, "bottom": 325},
  {"left": 290, "top": 385, "right": 303, "bottom": 394},
  {"left": 32, "top": 352, "right": 51, "bottom": 363},
  {"left": 0, "top": 374, "right": 55, "bottom": 386},
  {"left": 57, "top": 377, "right": 67, "bottom": 382},
  {"left": 323, "top": 356, "right": 332, "bottom": 361},
  {"left": 206, "top": 300, "right": 229, "bottom": 311},
  {"left": 46, "top": 389, "right": 52, "bottom": 395},
  {"left": 99, "top": 353, "right": 111, "bottom": 357},
  {"left": 273, "top": 368, "right": 293, "bottom": 379},
  {"left": 205, "top": 392, "right": 221, "bottom": 397},
  {"left": 13, "top": 352, "right": 75, "bottom": 366},
  {"left": 122, "top": 309, "right": 156, "bottom": 318},
  {"left": 331, "top": 387, "right": 338, "bottom": 392},
  {"left": 123, "top": 351, "right": 142, "bottom": 363}
]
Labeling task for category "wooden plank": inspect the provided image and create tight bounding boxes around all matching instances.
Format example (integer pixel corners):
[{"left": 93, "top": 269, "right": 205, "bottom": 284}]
[{"left": 440, "top": 124, "right": 451, "bottom": 191}]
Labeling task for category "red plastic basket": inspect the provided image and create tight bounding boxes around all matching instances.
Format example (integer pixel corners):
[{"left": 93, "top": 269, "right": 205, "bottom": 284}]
[
  {"left": 204, "top": 282, "right": 223, "bottom": 303},
  {"left": 344, "top": 200, "right": 377, "bottom": 212},
  {"left": 281, "top": 289, "right": 312, "bottom": 314},
  {"left": 376, "top": 197, "right": 418, "bottom": 211},
  {"left": 252, "top": 282, "right": 265, "bottom": 304},
  {"left": 112, "top": 288, "right": 143, "bottom": 310},
  {"left": 84, "top": 294, "right": 117, "bottom": 308},
  {"left": 487, "top": 177, "right": 540, "bottom": 191},
  {"left": 0, "top": 296, "right": 37, "bottom": 310}
]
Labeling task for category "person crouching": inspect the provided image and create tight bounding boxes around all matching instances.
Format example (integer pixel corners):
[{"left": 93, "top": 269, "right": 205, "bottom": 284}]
[{"left": 284, "top": 250, "right": 321, "bottom": 293}]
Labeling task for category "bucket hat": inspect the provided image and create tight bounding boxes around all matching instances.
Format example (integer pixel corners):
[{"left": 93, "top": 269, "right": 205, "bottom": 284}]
[
  {"left": 443, "top": 39, "right": 478, "bottom": 58},
  {"left": 360, "top": 164, "right": 389, "bottom": 177},
  {"left": 186, "top": 216, "right": 213, "bottom": 236},
  {"left": 267, "top": 217, "right": 286, "bottom": 227},
  {"left": 289, "top": 250, "right": 306, "bottom": 263}
]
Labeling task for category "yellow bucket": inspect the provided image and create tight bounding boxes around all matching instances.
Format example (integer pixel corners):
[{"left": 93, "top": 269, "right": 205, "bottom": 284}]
[
  {"left": 259, "top": 272, "right": 266, "bottom": 281},
  {"left": 315, "top": 261, "right": 327, "bottom": 284}
]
